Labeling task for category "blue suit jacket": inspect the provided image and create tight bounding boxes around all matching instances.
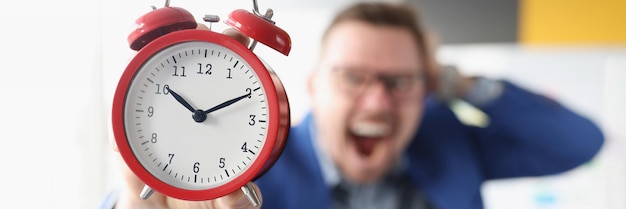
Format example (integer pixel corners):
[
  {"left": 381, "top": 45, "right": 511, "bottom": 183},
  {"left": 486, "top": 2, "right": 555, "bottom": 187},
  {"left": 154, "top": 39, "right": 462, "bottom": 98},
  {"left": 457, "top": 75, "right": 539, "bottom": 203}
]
[{"left": 255, "top": 81, "right": 604, "bottom": 209}]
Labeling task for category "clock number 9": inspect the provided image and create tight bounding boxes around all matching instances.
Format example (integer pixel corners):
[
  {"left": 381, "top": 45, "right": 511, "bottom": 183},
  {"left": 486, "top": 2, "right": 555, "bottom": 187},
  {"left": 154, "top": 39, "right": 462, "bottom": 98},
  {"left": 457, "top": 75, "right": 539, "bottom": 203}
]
[{"left": 148, "top": 106, "right": 154, "bottom": 117}]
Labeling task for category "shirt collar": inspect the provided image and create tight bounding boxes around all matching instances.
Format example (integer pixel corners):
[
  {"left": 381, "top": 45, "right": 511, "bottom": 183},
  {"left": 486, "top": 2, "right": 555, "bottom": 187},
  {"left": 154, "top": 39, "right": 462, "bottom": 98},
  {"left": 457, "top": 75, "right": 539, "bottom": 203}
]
[
  {"left": 309, "top": 121, "right": 342, "bottom": 187},
  {"left": 308, "top": 120, "right": 409, "bottom": 188}
]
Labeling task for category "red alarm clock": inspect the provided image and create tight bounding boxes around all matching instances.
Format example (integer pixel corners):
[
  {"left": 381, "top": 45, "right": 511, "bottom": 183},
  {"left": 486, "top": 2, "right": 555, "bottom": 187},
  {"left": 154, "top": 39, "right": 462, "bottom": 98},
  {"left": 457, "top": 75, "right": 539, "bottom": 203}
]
[{"left": 111, "top": 0, "right": 291, "bottom": 205}]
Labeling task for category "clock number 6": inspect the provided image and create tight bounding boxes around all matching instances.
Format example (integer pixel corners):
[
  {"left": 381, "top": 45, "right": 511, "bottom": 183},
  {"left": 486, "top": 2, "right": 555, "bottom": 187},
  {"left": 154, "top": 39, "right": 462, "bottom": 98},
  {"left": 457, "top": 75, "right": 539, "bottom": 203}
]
[{"left": 193, "top": 162, "right": 200, "bottom": 173}]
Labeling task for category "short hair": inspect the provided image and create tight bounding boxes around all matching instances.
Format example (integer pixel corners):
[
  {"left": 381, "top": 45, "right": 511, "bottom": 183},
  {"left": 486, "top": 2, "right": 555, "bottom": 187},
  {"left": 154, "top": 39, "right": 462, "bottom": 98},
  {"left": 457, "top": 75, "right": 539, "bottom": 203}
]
[{"left": 321, "top": 2, "right": 438, "bottom": 91}]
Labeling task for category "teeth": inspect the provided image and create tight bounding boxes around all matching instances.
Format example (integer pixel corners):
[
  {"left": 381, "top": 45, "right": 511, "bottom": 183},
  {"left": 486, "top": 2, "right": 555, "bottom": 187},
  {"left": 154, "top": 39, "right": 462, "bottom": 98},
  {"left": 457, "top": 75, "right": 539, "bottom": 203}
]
[{"left": 351, "top": 121, "right": 390, "bottom": 138}]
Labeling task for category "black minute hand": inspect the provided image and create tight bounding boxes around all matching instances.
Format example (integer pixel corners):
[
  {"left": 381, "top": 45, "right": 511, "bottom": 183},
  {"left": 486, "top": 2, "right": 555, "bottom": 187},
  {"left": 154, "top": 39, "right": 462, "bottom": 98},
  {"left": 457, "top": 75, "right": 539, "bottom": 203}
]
[
  {"left": 203, "top": 92, "right": 251, "bottom": 114},
  {"left": 166, "top": 86, "right": 196, "bottom": 112}
]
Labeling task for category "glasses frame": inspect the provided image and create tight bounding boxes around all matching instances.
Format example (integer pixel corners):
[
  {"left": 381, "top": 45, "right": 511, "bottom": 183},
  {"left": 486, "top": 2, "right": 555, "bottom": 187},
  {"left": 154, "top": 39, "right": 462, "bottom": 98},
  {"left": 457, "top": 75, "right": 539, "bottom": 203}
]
[{"left": 330, "top": 66, "right": 425, "bottom": 102}]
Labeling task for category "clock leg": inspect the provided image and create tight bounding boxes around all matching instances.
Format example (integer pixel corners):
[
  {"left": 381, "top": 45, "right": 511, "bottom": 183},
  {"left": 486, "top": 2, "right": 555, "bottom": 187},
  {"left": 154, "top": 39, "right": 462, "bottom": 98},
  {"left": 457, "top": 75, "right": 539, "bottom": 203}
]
[
  {"left": 241, "top": 182, "right": 261, "bottom": 207},
  {"left": 140, "top": 185, "right": 156, "bottom": 200}
]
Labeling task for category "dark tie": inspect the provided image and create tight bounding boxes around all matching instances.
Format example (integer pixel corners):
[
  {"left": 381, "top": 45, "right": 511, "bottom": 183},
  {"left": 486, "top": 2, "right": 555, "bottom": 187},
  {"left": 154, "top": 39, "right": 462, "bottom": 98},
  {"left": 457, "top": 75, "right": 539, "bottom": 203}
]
[{"left": 329, "top": 174, "right": 433, "bottom": 209}]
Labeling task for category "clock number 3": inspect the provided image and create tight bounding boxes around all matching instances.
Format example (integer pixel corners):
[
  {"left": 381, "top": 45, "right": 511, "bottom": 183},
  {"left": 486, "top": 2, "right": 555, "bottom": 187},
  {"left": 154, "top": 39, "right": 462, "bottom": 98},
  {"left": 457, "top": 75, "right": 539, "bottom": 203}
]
[{"left": 249, "top": 115, "right": 256, "bottom": 126}]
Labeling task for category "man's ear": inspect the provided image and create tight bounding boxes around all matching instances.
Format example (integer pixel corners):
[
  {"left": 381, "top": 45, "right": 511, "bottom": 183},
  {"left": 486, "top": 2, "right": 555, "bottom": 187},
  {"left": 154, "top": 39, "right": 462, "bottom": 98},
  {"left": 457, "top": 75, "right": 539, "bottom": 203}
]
[
  {"left": 423, "top": 30, "right": 442, "bottom": 92},
  {"left": 306, "top": 66, "right": 319, "bottom": 97}
]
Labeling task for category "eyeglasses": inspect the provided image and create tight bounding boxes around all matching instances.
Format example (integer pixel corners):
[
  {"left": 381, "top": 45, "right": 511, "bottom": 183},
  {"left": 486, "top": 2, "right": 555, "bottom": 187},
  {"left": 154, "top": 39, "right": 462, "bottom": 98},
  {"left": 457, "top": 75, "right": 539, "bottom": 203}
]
[{"left": 331, "top": 67, "right": 425, "bottom": 101}]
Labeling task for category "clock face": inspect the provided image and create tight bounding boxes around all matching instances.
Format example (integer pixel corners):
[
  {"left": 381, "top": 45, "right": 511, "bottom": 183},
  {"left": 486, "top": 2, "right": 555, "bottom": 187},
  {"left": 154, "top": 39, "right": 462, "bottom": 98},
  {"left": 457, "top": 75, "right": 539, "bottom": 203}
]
[{"left": 119, "top": 37, "right": 276, "bottom": 196}]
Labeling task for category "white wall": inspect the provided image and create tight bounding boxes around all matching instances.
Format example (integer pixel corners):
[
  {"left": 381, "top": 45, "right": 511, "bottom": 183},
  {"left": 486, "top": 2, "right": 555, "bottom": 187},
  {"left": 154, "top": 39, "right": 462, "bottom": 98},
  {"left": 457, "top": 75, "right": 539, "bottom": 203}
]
[{"left": 0, "top": 1, "right": 106, "bottom": 208}]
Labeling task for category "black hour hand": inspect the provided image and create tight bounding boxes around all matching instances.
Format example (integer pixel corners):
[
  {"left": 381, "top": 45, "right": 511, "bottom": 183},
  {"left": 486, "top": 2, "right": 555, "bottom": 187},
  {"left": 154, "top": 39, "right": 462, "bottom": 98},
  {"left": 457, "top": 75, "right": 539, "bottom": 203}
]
[{"left": 166, "top": 86, "right": 196, "bottom": 113}]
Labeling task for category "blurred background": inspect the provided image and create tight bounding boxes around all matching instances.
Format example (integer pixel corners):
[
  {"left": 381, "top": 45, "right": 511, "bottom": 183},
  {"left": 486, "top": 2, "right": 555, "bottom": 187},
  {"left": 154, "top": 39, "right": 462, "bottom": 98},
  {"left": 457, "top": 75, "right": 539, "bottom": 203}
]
[{"left": 0, "top": 0, "right": 624, "bottom": 208}]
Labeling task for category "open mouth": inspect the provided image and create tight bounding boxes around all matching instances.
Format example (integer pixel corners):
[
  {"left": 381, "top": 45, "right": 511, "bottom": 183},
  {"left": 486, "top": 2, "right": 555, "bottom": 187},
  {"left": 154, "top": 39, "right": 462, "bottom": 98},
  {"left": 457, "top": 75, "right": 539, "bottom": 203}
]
[{"left": 350, "top": 121, "right": 391, "bottom": 156}]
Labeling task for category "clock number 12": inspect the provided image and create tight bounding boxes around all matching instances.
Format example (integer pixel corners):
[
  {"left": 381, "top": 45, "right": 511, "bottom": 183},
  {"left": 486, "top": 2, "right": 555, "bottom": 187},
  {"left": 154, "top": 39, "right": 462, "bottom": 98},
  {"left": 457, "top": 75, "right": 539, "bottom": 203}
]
[{"left": 197, "top": 63, "right": 212, "bottom": 75}]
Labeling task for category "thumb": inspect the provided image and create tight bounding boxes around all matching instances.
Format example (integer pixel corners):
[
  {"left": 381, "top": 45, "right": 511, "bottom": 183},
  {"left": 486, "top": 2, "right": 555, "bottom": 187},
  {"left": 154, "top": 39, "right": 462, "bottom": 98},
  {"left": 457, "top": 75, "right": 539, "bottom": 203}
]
[
  {"left": 195, "top": 23, "right": 250, "bottom": 48},
  {"left": 215, "top": 182, "right": 263, "bottom": 209},
  {"left": 222, "top": 28, "right": 251, "bottom": 47}
]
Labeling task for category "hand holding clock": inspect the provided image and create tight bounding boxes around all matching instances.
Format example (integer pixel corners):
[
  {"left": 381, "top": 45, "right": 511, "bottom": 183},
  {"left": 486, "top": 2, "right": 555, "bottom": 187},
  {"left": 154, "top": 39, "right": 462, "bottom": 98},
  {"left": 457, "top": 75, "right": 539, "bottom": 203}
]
[
  {"left": 114, "top": 153, "right": 263, "bottom": 209},
  {"left": 112, "top": 25, "right": 263, "bottom": 209}
]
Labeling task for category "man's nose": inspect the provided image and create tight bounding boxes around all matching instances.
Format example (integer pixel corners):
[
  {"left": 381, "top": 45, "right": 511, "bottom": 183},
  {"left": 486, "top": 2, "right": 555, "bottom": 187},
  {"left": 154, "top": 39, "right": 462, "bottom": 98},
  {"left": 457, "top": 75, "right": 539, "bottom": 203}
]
[{"left": 358, "top": 80, "right": 393, "bottom": 111}]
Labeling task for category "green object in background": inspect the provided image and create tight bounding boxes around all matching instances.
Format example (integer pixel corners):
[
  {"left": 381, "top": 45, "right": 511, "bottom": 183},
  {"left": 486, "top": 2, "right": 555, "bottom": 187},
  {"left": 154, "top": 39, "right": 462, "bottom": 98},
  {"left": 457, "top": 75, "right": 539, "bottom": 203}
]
[{"left": 449, "top": 99, "right": 490, "bottom": 128}]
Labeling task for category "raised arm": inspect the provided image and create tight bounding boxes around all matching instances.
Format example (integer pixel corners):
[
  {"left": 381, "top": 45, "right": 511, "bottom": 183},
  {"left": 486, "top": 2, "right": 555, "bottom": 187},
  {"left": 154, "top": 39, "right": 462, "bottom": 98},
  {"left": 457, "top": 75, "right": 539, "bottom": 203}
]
[{"left": 467, "top": 80, "right": 604, "bottom": 179}]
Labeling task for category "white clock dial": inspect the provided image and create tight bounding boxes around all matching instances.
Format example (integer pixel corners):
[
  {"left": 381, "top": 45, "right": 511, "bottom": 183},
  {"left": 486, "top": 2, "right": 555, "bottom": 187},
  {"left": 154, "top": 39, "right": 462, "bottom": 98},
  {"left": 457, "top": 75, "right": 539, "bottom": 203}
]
[{"left": 123, "top": 41, "right": 269, "bottom": 190}]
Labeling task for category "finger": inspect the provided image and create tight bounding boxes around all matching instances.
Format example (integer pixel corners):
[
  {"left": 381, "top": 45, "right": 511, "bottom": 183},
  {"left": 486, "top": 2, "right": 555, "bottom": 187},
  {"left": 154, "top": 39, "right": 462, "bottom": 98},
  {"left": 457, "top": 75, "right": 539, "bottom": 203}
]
[
  {"left": 223, "top": 28, "right": 251, "bottom": 47},
  {"left": 114, "top": 152, "right": 167, "bottom": 209},
  {"left": 196, "top": 23, "right": 210, "bottom": 30},
  {"left": 196, "top": 23, "right": 250, "bottom": 48},
  {"left": 215, "top": 182, "right": 263, "bottom": 209},
  {"left": 109, "top": 131, "right": 167, "bottom": 206},
  {"left": 109, "top": 135, "right": 119, "bottom": 152},
  {"left": 165, "top": 182, "right": 262, "bottom": 209}
]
